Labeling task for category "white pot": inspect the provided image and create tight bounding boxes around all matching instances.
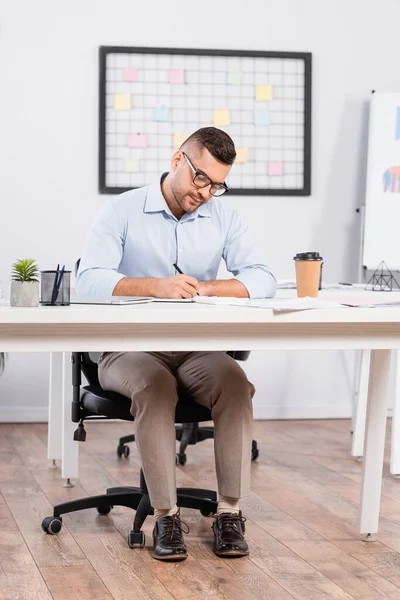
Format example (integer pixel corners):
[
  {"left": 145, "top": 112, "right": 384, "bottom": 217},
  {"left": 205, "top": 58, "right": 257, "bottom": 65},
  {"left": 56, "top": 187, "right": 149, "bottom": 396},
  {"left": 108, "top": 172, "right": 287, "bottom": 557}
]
[{"left": 10, "top": 281, "right": 39, "bottom": 307}]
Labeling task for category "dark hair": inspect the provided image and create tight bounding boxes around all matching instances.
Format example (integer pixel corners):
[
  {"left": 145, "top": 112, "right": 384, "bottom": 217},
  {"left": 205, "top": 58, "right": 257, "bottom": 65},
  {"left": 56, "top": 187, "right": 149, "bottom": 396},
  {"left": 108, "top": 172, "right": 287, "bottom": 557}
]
[{"left": 181, "top": 127, "right": 236, "bottom": 165}]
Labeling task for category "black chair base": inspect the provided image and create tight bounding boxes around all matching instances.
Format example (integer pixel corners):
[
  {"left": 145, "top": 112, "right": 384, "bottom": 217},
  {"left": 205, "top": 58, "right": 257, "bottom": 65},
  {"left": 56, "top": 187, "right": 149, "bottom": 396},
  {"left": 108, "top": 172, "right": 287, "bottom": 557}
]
[
  {"left": 41, "top": 469, "right": 217, "bottom": 548},
  {"left": 117, "top": 424, "right": 259, "bottom": 465}
]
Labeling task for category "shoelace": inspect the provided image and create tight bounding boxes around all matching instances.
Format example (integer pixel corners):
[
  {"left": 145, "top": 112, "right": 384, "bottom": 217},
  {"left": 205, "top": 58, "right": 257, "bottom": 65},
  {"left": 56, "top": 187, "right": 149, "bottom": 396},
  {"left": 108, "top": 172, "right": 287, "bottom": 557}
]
[
  {"left": 212, "top": 512, "right": 246, "bottom": 535},
  {"left": 162, "top": 510, "right": 190, "bottom": 541}
]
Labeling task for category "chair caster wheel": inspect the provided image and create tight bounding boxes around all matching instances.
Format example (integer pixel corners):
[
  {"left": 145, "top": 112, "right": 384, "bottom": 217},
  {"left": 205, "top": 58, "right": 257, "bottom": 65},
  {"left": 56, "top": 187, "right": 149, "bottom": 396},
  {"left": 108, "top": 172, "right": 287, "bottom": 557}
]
[
  {"left": 200, "top": 509, "right": 214, "bottom": 517},
  {"left": 251, "top": 441, "right": 259, "bottom": 461},
  {"left": 42, "top": 516, "right": 62, "bottom": 535},
  {"left": 128, "top": 530, "right": 146, "bottom": 548},
  {"left": 176, "top": 453, "right": 187, "bottom": 466},
  {"left": 97, "top": 505, "right": 112, "bottom": 515},
  {"left": 117, "top": 445, "right": 130, "bottom": 458}
]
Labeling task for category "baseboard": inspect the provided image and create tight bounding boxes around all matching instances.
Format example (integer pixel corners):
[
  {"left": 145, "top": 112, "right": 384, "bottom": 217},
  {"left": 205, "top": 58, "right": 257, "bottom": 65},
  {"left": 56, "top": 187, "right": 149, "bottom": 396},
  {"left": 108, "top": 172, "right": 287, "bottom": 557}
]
[
  {"left": 0, "top": 406, "right": 48, "bottom": 422},
  {"left": 0, "top": 405, "right": 394, "bottom": 423},
  {"left": 254, "top": 405, "right": 394, "bottom": 420}
]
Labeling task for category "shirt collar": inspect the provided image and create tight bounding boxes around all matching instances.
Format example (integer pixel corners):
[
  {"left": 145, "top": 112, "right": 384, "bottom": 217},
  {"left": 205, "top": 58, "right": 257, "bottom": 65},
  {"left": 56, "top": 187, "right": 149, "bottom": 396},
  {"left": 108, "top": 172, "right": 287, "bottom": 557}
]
[{"left": 144, "top": 176, "right": 211, "bottom": 219}]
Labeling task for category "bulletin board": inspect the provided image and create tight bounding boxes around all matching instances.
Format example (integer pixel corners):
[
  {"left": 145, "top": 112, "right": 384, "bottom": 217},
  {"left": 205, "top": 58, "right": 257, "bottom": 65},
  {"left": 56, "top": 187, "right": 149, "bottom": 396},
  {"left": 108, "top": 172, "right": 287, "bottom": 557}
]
[{"left": 99, "top": 46, "right": 312, "bottom": 196}]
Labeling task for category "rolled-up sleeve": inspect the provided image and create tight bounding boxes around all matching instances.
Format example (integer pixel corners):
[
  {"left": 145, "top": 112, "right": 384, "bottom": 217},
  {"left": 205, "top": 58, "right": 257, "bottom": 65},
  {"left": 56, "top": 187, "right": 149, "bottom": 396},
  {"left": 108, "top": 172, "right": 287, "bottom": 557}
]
[
  {"left": 76, "top": 201, "right": 127, "bottom": 297},
  {"left": 223, "top": 210, "right": 276, "bottom": 299}
]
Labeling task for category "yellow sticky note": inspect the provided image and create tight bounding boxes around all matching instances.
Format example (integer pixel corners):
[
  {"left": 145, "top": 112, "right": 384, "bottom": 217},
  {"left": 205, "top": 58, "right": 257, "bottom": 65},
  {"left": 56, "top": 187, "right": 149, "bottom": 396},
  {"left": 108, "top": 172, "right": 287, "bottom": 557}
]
[
  {"left": 255, "top": 85, "right": 272, "bottom": 101},
  {"left": 213, "top": 109, "right": 230, "bottom": 127},
  {"left": 235, "top": 148, "right": 248, "bottom": 164},
  {"left": 173, "top": 133, "right": 189, "bottom": 149},
  {"left": 114, "top": 93, "right": 131, "bottom": 110},
  {"left": 125, "top": 158, "right": 139, "bottom": 173}
]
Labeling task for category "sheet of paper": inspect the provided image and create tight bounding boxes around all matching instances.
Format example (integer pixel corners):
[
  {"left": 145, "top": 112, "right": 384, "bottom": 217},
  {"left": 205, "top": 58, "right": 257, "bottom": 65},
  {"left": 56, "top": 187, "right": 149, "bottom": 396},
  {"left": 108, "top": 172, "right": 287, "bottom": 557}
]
[
  {"left": 256, "top": 85, "right": 272, "bottom": 101},
  {"left": 254, "top": 109, "right": 269, "bottom": 126},
  {"left": 154, "top": 106, "right": 169, "bottom": 122},
  {"left": 169, "top": 70, "right": 185, "bottom": 84},
  {"left": 152, "top": 298, "right": 194, "bottom": 303},
  {"left": 128, "top": 133, "right": 147, "bottom": 148},
  {"left": 213, "top": 109, "right": 230, "bottom": 127},
  {"left": 123, "top": 67, "right": 138, "bottom": 82},
  {"left": 227, "top": 71, "right": 242, "bottom": 85},
  {"left": 268, "top": 161, "right": 283, "bottom": 176},
  {"left": 173, "top": 133, "right": 189, "bottom": 149},
  {"left": 114, "top": 94, "right": 131, "bottom": 110},
  {"left": 235, "top": 148, "right": 249, "bottom": 164},
  {"left": 193, "top": 296, "right": 346, "bottom": 312},
  {"left": 124, "top": 158, "right": 139, "bottom": 173}
]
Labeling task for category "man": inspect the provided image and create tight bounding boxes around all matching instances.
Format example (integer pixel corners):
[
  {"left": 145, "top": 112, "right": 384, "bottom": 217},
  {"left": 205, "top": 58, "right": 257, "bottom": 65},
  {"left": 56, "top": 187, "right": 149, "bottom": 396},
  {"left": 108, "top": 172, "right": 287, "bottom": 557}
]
[{"left": 77, "top": 127, "right": 276, "bottom": 561}]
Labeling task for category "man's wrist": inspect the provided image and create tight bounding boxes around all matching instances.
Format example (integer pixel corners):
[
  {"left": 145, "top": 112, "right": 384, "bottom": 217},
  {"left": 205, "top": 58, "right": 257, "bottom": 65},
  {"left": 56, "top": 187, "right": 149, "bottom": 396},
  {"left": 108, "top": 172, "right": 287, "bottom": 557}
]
[{"left": 198, "top": 281, "right": 211, "bottom": 296}]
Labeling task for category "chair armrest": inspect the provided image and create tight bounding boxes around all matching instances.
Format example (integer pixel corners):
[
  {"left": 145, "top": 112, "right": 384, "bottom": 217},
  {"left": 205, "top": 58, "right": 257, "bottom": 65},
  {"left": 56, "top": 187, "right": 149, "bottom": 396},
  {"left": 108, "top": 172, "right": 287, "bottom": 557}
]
[{"left": 226, "top": 351, "right": 250, "bottom": 361}]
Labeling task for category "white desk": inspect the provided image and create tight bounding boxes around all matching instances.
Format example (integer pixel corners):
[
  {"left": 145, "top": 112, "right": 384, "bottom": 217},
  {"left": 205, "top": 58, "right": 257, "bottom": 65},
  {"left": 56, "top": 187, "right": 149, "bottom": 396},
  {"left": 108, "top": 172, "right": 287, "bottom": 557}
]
[{"left": 1, "top": 301, "right": 400, "bottom": 538}]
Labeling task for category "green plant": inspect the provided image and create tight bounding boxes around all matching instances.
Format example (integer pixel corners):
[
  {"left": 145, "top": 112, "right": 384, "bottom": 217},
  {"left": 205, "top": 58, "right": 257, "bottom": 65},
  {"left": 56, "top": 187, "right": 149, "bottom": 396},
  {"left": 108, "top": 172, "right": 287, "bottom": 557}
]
[
  {"left": 0, "top": 353, "right": 5, "bottom": 374},
  {"left": 11, "top": 258, "right": 39, "bottom": 282}
]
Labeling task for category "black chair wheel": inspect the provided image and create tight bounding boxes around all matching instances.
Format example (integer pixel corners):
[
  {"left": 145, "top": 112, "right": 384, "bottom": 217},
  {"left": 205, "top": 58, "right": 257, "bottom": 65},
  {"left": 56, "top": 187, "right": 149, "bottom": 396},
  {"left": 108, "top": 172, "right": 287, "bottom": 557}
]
[
  {"left": 251, "top": 441, "right": 259, "bottom": 461},
  {"left": 42, "top": 516, "right": 62, "bottom": 535},
  {"left": 200, "top": 509, "right": 214, "bottom": 517},
  {"left": 128, "top": 530, "right": 146, "bottom": 548},
  {"left": 97, "top": 505, "right": 112, "bottom": 515},
  {"left": 176, "top": 453, "right": 187, "bottom": 466},
  {"left": 117, "top": 445, "right": 130, "bottom": 458}
]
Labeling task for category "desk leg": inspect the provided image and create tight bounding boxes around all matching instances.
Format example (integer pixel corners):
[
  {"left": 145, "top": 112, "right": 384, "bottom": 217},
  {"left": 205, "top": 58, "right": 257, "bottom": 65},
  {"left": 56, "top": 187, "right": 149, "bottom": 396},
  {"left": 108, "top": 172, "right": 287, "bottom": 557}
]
[
  {"left": 351, "top": 350, "right": 371, "bottom": 459},
  {"left": 61, "top": 352, "right": 79, "bottom": 485},
  {"left": 390, "top": 350, "right": 400, "bottom": 477},
  {"left": 47, "top": 353, "right": 63, "bottom": 466},
  {"left": 358, "top": 349, "right": 391, "bottom": 539}
]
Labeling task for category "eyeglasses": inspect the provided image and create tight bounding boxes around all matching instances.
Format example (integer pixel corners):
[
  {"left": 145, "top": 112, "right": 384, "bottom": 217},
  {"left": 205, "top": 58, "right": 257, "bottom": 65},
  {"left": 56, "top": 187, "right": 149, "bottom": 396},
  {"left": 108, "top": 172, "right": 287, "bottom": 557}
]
[{"left": 182, "top": 152, "right": 229, "bottom": 197}]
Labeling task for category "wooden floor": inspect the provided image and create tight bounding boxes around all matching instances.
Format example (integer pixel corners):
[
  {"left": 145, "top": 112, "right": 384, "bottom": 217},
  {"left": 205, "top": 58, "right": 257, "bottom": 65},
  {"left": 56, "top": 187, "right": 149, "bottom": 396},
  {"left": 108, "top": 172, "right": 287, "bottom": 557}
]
[{"left": 1, "top": 420, "right": 400, "bottom": 600}]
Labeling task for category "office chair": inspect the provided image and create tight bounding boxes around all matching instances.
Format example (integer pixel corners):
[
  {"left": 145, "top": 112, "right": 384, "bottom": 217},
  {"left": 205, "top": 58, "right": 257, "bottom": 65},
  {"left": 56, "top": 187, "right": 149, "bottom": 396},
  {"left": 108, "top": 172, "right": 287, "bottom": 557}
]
[
  {"left": 41, "top": 351, "right": 253, "bottom": 547},
  {"left": 74, "top": 259, "right": 259, "bottom": 466}
]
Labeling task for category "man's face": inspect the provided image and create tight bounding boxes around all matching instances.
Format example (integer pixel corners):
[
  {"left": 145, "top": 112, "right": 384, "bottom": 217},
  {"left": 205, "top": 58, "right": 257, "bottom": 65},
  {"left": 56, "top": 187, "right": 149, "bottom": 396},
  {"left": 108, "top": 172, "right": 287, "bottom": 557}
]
[{"left": 170, "top": 148, "right": 232, "bottom": 214}]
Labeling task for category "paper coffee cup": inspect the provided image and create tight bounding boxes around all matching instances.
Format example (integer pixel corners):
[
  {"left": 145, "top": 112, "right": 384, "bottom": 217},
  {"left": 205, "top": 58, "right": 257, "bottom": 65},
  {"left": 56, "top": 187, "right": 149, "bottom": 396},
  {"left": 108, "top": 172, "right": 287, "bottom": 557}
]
[{"left": 294, "top": 252, "right": 323, "bottom": 298}]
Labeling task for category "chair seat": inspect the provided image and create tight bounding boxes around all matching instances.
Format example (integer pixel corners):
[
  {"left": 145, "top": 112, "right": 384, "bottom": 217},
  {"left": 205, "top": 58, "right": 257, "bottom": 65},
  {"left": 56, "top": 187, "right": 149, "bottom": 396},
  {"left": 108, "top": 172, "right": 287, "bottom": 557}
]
[{"left": 80, "top": 385, "right": 213, "bottom": 423}]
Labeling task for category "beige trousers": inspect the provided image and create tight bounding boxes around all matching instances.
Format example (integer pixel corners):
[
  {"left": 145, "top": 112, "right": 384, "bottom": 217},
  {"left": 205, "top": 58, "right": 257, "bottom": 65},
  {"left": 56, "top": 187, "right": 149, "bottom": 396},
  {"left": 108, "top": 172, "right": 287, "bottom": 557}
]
[{"left": 98, "top": 351, "right": 255, "bottom": 508}]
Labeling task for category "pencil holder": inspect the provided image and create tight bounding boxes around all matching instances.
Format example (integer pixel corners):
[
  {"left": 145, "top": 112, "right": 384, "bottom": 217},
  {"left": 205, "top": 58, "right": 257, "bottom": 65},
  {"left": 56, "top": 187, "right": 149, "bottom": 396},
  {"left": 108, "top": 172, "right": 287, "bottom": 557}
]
[{"left": 40, "top": 270, "right": 71, "bottom": 306}]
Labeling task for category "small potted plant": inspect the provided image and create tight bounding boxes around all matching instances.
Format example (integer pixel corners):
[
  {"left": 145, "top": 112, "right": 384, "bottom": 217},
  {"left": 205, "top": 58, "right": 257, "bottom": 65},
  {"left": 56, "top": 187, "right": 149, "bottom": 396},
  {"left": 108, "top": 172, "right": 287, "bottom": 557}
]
[
  {"left": 0, "top": 353, "right": 5, "bottom": 374},
  {"left": 10, "top": 258, "right": 40, "bottom": 307}
]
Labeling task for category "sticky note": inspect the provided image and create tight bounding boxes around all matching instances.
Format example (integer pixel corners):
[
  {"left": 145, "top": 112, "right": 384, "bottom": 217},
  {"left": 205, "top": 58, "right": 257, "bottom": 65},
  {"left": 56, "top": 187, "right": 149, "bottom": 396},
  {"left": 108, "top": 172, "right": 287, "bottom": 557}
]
[
  {"left": 256, "top": 85, "right": 273, "bottom": 101},
  {"left": 227, "top": 71, "right": 242, "bottom": 85},
  {"left": 154, "top": 106, "right": 169, "bottom": 122},
  {"left": 128, "top": 133, "right": 147, "bottom": 148},
  {"left": 268, "top": 161, "right": 283, "bottom": 176},
  {"left": 213, "top": 109, "right": 230, "bottom": 127},
  {"left": 235, "top": 148, "right": 248, "bottom": 164},
  {"left": 169, "top": 70, "right": 185, "bottom": 84},
  {"left": 114, "top": 94, "right": 131, "bottom": 110},
  {"left": 173, "top": 133, "right": 189, "bottom": 149},
  {"left": 123, "top": 67, "right": 138, "bottom": 82},
  {"left": 254, "top": 109, "right": 269, "bottom": 126},
  {"left": 125, "top": 158, "right": 139, "bottom": 173}
]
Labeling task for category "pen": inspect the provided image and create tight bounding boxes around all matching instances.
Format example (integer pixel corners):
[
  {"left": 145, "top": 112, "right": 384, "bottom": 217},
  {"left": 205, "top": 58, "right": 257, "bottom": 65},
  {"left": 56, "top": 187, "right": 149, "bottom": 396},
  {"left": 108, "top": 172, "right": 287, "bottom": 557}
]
[
  {"left": 339, "top": 282, "right": 353, "bottom": 286},
  {"left": 173, "top": 263, "right": 200, "bottom": 296},
  {"left": 50, "top": 264, "right": 60, "bottom": 305},
  {"left": 52, "top": 265, "right": 65, "bottom": 305}
]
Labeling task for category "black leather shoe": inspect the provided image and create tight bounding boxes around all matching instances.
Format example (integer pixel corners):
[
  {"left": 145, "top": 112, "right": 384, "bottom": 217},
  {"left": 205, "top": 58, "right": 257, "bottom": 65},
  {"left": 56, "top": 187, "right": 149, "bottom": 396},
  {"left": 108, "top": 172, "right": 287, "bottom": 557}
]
[
  {"left": 212, "top": 511, "right": 249, "bottom": 557},
  {"left": 152, "top": 510, "right": 189, "bottom": 561}
]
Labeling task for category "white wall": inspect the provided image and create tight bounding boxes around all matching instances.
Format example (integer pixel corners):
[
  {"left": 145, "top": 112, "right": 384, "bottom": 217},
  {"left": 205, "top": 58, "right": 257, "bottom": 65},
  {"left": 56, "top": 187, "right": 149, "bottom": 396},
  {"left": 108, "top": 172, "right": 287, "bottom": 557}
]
[{"left": 1, "top": 0, "right": 399, "bottom": 420}]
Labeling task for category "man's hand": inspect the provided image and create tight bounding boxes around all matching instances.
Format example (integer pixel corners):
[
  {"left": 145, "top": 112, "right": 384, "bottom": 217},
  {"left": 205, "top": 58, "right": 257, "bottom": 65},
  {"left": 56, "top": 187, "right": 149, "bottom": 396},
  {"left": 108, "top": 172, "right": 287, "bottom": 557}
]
[{"left": 153, "top": 275, "right": 200, "bottom": 299}]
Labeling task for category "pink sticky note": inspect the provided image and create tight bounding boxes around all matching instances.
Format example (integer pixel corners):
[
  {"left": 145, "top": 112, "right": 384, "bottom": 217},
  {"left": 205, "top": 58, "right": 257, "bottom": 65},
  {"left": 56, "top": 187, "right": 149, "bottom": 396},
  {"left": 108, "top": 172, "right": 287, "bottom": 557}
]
[
  {"left": 169, "top": 69, "right": 185, "bottom": 84},
  {"left": 124, "top": 67, "right": 138, "bottom": 82},
  {"left": 268, "top": 161, "right": 283, "bottom": 176},
  {"left": 128, "top": 133, "right": 147, "bottom": 148}
]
